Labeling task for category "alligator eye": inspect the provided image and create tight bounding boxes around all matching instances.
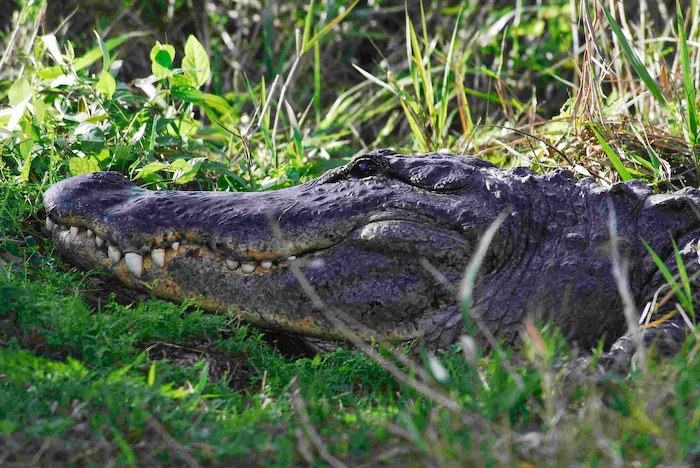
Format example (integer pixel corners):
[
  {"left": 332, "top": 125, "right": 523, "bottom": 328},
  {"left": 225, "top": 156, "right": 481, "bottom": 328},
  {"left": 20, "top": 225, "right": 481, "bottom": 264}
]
[{"left": 350, "top": 159, "right": 379, "bottom": 178}]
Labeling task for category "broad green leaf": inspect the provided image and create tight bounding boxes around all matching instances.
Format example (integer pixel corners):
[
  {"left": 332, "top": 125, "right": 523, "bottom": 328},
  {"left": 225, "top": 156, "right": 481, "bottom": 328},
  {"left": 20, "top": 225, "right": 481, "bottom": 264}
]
[
  {"left": 200, "top": 93, "right": 233, "bottom": 115},
  {"left": 7, "top": 95, "right": 31, "bottom": 131},
  {"left": 84, "top": 114, "right": 110, "bottom": 124},
  {"left": 19, "top": 138, "right": 34, "bottom": 182},
  {"left": 40, "top": 34, "right": 64, "bottom": 65},
  {"left": 173, "top": 161, "right": 202, "bottom": 185},
  {"left": 155, "top": 50, "right": 173, "bottom": 69},
  {"left": 169, "top": 116, "right": 199, "bottom": 137},
  {"left": 69, "top": 156, "right": 101, "bottom": 175},
  {"left": 32, "top": 96, "right": 46, "bottom": 123},
  {"left": 8, "top": 77, "right": 32, "bottom": 107},
  {"left": 169, "top": 158, "right": 193, "bottom": 172},
  {"left": 49, "top": 74, "right": 77, "bottom": 87},
  {"left": 182, "top": 35, "right": 210, "bottom": 88},
  {"left": 169, "top": 74, "right": 191, "bottom": 88},
  {"left": 96, "top": 69, "right": 116, "bottom": 97},
  {"left": 160, "top": 385, "right": 192, "bottom": 399},
  {"left": 19, "top": 118, "right": 37, "bottom": 141},
  {"left": 172, "top": 86, "right": 234, "bottom": 124},
  {"left": 130, "top": 123, "right": 147, "bottom": 145},
  {"left": 601, "top": 5, "right": 667, "bottom": 106},
  {"left": 37, "top": 32, "right": 148, "bottom": 80},
  {"left": 97, "top": 148, "right": 111, "bottom": 162},
  {"left": 74, "top": 122, "right": 106, "bottom": 155},
  {"left": 135, "top": 161, "right": 168, "bottom": 179},
  {"left": 150, "top": 42, "right": 175, "bottom": 79},
  {"left": 193, "top": 363, "right": 209, "bottom": 392}
]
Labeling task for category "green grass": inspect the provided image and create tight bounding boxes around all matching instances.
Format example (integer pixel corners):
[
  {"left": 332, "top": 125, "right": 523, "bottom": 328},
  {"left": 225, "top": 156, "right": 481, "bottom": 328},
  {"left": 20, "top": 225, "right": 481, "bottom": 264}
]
[{"left": 1, "top": 0, "right": 700, "bottom": 465}]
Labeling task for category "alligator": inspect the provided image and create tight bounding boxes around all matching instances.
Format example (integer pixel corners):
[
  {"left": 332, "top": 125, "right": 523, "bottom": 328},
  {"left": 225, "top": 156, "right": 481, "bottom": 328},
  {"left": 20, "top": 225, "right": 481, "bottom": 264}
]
[{"left": 44, "top": 149, "right": 697, "bottom": 358}]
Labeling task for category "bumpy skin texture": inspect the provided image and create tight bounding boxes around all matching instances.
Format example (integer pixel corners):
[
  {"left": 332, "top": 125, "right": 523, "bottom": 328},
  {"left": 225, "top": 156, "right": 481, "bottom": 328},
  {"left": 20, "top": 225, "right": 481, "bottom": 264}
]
[{"left": 44, "top": 149, "right": 699, "bottom": 353}]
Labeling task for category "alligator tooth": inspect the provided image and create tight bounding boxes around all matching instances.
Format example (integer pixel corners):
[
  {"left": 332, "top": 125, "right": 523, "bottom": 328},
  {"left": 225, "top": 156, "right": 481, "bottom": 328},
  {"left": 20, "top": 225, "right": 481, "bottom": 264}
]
[
  {"left": 108, "top": 245, "right": 121, "bottom": 263},
  {"left": 151, "top": 249, "right": 165, "bottom": 268},
  {"left": 171, "top": 242, "right": 180, "bottom": 252},
  {"left": 226, "top": 259, "right": 240, "bottom": 270},
  {"left": 241, "top": 263, "right": 255, "bottom": 274},
  {"left": 46, "top": 217, "right": 55, "bottom": 231},
  {"left": 125, "top": 252, "right": 143, "bottom": 278},
  {"left": 260, "top": 260, "right": 272, "bottom": 270},
  {"left": 86, "top": 229, "right": 94, "bottom": 238},
  {"left": 96, "top": 236, "right": 105, "bottom": 248},
  {"left": 69, "top": 226, "right": 79, "bottom": 240}
]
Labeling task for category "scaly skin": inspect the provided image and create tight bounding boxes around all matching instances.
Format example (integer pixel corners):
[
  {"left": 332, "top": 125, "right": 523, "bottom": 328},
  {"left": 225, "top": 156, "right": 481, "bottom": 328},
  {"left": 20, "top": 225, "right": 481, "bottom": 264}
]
[{"left": 44, "top": 149, "right": 698, "bottom": 353}]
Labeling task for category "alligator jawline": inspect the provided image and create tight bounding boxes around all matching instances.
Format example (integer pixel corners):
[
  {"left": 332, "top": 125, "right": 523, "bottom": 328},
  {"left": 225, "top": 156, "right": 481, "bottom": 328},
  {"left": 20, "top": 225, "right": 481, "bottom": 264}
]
[
  {"left": 47, "top": 218, "right": 325, "bottom": 279},
  {"left": 47, "top": 206, "right": 446, "bottom": 279}
]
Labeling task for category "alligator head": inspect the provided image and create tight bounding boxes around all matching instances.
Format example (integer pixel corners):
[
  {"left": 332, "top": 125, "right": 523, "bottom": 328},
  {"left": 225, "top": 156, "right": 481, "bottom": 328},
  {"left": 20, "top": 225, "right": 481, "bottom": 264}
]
[{"left": 44, "top": 149, "right": 700, "bottom": 351}]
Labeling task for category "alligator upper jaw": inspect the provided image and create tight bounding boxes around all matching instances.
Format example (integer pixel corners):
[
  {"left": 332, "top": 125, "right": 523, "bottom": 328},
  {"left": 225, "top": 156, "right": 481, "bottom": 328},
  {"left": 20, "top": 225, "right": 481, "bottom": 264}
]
[
  {"left": 42, "top": 171, "right": 354, "bottom": 261},
  {"left": 44, "top": 206, "right": 464, "bottom": 279},
  {"left": 43, "top": 171, "right": 467, "bottom": 277}
]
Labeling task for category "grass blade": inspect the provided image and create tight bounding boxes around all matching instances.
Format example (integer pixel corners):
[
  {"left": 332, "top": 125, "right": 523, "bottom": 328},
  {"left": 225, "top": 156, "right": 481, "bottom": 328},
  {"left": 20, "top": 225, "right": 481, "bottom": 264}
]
[
  {"left": 352, "top": 64, "right": 396, "bottom": 94},
  {"left": 591, "top": 125, "right": 633, "bottom": 180},
  {"left": 301, "top": 0, "right": 316, "bottom": 52},
  {"left": 601, "top": 5, "right": 667, "bottom": 107},
  {"left": 677, "top": 1, "right": 698, "bottom": 146},
  {"left": 302, "top": 0, "right": 360, "bottom": 54},
  {"left": 439, "top": 5, "right": 465, "bottom": 138},
  {"left": 642, "top": 239, "right": 690, "bottom": 310},
  {"left": 672, "top": 238, "right": 694, "bottom": 317}
]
